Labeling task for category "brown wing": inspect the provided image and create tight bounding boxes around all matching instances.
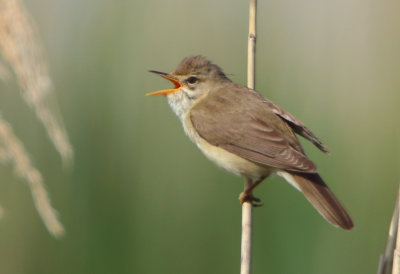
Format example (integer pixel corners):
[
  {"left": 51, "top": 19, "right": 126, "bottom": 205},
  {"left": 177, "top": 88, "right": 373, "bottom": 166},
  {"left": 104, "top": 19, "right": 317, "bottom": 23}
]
[
  {"left": 190, "top": 85, "right": 318, "bottom": 173},
  {"left": 261, "top": 98, "right": 329, "bottom": 153}
]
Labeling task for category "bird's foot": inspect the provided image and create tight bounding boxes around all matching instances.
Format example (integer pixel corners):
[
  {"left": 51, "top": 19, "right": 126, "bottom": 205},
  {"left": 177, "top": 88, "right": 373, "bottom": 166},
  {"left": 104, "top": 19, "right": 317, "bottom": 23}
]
[{"left": 239, "top": 192, "right": 263, "bottom": 207}]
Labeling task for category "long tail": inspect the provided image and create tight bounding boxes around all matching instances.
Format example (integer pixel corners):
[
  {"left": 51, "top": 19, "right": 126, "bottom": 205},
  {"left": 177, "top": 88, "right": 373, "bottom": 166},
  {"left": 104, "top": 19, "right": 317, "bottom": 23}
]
[{"left": 280, "top": 171, "right": 354, "bottom": 230}]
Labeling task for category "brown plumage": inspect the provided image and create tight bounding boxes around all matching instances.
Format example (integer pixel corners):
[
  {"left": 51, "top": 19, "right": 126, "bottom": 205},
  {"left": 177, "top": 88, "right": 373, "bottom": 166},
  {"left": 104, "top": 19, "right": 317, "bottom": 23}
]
[
  {"left": 289, "top": 172, "right": 353, "bottom": 230},
  {"left": 148, "top": 56, "right": 354, "bottom": 230}
]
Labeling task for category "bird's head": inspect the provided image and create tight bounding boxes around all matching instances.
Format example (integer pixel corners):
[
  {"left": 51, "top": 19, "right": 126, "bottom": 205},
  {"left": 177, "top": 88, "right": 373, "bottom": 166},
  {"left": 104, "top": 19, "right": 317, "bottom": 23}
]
[{"left": 147, "top": 56, "right": 230, "bottom": 117}]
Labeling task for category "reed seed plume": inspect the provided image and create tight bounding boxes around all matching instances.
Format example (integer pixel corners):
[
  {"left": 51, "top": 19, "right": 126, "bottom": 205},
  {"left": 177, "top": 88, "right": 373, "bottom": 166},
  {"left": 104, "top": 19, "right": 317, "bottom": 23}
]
[
  {"left": 0, "top": 0, "right": 72, "bottom": 237},
  {"left": 0, "top": 0, "right": 73, "bottom": 165},
  {"left": 0, "top": 115, "right": 65, "bottom": 237}
]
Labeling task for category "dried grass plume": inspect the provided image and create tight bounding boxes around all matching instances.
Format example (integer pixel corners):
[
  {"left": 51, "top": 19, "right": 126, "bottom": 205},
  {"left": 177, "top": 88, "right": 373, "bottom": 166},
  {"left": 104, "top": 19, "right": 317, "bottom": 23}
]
[
  {"left": 0, "top": 0, "right": 74, "bottom": 237},
  {"left": 0, "top": 0, "right": 73, "bottom": 164},
  {"left": 0, "top": 115, "right": 64, "bottom": 236}
]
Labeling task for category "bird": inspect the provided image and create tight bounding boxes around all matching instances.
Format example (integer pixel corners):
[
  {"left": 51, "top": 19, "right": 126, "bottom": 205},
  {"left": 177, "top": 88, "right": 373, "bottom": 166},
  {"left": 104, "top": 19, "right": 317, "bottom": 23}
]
[{"left": 147, "top": 55, "right": 353, "bottom": 230}]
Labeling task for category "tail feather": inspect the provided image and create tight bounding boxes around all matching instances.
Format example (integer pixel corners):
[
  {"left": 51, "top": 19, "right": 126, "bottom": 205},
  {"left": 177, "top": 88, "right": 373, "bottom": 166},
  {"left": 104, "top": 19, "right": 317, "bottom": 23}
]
[{"left": 282, "top": 172, "right": 354, "bottom": 230}]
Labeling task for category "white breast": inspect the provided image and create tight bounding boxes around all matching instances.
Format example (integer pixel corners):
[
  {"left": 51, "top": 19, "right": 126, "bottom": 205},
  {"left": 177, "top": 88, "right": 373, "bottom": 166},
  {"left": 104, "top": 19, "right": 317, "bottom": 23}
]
[{"left": 166, "top": 89, "right": 271, "bottom": 179}]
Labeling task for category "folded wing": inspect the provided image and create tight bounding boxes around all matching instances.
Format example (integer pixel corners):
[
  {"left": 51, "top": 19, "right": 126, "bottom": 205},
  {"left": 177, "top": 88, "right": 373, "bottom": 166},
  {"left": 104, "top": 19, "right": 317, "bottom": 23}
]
[{"left": 190, "top": 85, "right": 318, "bottom": 173}]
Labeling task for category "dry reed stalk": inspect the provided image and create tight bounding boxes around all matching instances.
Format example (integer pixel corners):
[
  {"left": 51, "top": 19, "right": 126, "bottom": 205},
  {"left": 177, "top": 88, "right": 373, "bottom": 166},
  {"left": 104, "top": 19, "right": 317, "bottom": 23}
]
[
  {"left": 247, "top": 0, "right": 257, "bottom": 91},
  {"left": 0, "top": 115, "right": 65, "bottom": 236},
  {"left": 241, "top": 1, "right": 257, "bottom": 274},
  {"left": 241, "top": 179, "right": 254, "bottom": 274},
  {"left": 377, "top": 186, "right": 400, "bottom": 274},
  {"left": 0, "top": 0, "right": 73, "bottom": 165}
]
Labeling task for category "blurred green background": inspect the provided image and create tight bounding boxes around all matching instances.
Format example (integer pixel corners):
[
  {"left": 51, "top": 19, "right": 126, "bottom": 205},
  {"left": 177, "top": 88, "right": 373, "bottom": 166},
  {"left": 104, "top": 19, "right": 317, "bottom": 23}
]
[{"left": 0, "top": 0, "right": 399, "bottom": 273}]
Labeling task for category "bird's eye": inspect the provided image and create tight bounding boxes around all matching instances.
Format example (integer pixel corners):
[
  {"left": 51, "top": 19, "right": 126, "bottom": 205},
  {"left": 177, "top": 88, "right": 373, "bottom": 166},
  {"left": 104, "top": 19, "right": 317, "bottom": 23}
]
[{"left": 187, "top": 76, "right": 198, "bottom": 84}]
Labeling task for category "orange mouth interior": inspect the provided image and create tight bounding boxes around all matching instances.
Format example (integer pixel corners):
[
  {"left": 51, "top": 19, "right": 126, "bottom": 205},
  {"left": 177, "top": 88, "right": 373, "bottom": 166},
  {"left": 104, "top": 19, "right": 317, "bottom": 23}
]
[{"left": 146, "top": 71, "right": 182, "bottom": 96}]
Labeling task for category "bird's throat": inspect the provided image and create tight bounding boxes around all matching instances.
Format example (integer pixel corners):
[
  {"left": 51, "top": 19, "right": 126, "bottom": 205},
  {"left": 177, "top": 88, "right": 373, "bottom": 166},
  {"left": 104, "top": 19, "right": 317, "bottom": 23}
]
[{"left": 166, "top": 89, "right": 194, "bottom": 120}]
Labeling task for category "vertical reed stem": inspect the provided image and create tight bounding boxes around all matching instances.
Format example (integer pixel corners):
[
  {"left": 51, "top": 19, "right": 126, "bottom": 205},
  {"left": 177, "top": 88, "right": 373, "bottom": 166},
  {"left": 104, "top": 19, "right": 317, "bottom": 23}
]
[
  {"left": 241, "top": 1, "right": 257, "bottom": 274},
  {"left": 241, "top": 177, "right": 254, "bottom": 274},
  {"left": 247, "top": 0, "right": 257, "bottom": 90},
  {"left": 377, "top": 186, "right": 400, "bottom": 274}
]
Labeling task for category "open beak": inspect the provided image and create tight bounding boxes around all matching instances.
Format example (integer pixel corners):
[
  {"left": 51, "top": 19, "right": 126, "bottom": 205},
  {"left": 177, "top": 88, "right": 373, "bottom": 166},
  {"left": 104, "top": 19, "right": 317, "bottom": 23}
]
[{"left": 146, "top": 70, "right": 183, "bottom": 96}]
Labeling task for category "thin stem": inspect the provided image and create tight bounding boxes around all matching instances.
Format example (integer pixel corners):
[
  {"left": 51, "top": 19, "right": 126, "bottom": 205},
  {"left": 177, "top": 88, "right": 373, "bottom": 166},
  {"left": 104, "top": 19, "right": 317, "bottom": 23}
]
[
  {"left": 377, "top": 185, "right": 400, "bottom": 274},
  {"left": 241, "top": 177, "right": 254, "bottom": 274},
  {"left": 241, "top": 1, "right": 257, "bottom": 274},
  {"left": 393, "top": 187, "right": 400, "bottom": 274},
  {"left": 247, "top": 0, "right": 257, "bottom": 90}
]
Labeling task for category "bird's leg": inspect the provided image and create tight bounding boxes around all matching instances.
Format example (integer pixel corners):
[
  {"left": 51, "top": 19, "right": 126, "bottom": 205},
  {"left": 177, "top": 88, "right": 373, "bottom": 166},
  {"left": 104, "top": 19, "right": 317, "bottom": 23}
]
[{"left": 239, "top": 176, "right": 266, "bottom": 207}]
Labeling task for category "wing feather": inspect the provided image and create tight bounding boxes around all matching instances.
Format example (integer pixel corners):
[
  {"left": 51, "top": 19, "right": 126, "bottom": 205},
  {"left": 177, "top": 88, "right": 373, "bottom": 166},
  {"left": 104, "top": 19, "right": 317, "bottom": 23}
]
[
  {"left": 260, "top": 97, "right": 329, "bottom": 153},
  {"left": 190, "top": 85, "right": 318, "bottom": 173}
]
